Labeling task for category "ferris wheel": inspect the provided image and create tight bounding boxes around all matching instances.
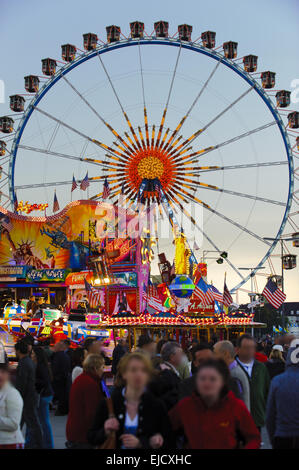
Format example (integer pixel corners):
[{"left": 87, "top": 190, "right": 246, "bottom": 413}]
[{"left": 0, "top": 21, "right": 298, "bottom": 293}]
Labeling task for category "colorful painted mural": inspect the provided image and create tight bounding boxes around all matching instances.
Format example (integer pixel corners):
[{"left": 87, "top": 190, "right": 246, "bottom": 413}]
[{"left": 0, "top": 200, "right": 138, "bottom": 271}]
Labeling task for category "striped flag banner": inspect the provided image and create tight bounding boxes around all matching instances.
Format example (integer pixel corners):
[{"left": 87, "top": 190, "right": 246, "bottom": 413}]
[
  {"left": 103, "top": 178, "right": 110, "bottom": 200},
  {"left": 71, "top": 175, "right": 78, "bottom": 192},
  {"left": 84, "top": 278, "right": 101, "bottom": 309},
  {"left": 209, "top": 285, "right": 223, "bottom": 303},
  {"left": 262, "top": 279, "right": 286, "bottom": 309},
  {"left": 223, "top": 281, "right": 233, "bottom": 307},
  {"left": 53, "top": 191, "right": 60, "bottom": 213},
  {"left": 142, "top": 285, "right": 164, "bottom": 311},
  {"left": 192, "top": 277, "right": 214, "bottom": 306},
  {"left": 80, "top": 172, "right": 90, "bottom": 191}
]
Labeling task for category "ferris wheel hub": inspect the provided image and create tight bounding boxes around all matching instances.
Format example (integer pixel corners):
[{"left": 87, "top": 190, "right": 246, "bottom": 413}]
[{"left": 137, "top": 156, "right": 164, "bottom": 180}]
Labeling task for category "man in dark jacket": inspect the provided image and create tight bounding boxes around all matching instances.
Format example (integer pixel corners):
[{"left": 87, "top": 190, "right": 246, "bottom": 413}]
[
  {"left": 149, "top": 341, "right": 183, "bottom": 410},
  {"left": 178, "top": 343, "right": 213, "bottom": 399},
  {"left": 111, "top": 339, "right": 127, "bottom": 376},
  {"left": 51, "top": 340, "right": 71, "bottom": 415},
  {"left": 15, "top": 340, "right": 43, "bottom": 449},
  {"left": 266, "top": 339, "right": 299, "bottom": 449},
  {"left": 236, "top": 334, "right": 270, "bottom": 430}
]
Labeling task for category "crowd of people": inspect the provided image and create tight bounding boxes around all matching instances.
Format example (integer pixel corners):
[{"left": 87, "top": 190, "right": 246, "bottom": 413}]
[{"left": 0, "top": 331, "right": 298, "bottom": 449}]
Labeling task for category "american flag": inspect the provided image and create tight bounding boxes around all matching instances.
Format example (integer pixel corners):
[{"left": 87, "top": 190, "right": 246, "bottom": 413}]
[
  {"left": 80, "top": 172, "right": 90, "bottom": 191},
  {"left": 142, "top": 285, "right": 164, "bottom": 311},
  {"left": 223, "top": 281, "right": 233, "bottom": 307},
  {"left": 71, "top": 175, "right": 77, "bottom": 192},
  {"left": 53, "top": 191, "right": 60, "bottom": 213},
  {"left": 84, "top": 278, "right": 102, "bottom": 309},
  {"left": 262, "top": 279, "right": 286, "bottom": 309},
  {"left": 102, "top": 178, "right": 110, "bottom": 200},
  {"left": 210, "top": 285, "right": 223, "bottom": 303},
  {"left": 192, "top": 277, "right": 214, "bottom": 306}
]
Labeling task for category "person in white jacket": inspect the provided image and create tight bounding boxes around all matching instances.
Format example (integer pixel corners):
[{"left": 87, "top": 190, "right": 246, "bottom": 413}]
[{"left": 0, "top": 362, "right": 24, "bottom": 449}]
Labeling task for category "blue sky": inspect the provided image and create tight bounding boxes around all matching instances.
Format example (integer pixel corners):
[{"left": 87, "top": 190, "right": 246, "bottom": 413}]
[{"left": 0, "top": 0, "right": 298, "bottom": 301}]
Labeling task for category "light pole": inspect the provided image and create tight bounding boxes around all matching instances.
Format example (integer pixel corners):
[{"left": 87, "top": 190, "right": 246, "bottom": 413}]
[{"left": 238, "top": 266, "right": 265, "bottom": 337}]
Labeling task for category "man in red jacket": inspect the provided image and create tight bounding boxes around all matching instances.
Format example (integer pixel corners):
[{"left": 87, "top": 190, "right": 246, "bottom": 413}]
[{"left": 66, "top": 354, "right": 107, "bottom": 449}]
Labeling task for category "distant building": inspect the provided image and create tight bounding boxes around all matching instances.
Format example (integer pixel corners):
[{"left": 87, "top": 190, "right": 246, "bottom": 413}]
[{"left": 280, "top": 302, "right": 299, "bottom": 335}]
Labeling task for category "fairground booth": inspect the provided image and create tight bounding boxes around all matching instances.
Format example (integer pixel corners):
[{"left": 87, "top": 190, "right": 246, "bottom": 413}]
[{"left": 0, "top": 199, "right": 264, "bottom": 349}]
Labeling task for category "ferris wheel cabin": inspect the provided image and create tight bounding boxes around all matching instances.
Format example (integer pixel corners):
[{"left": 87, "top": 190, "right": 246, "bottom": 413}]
[
  {"left": 223, "top": 41, "right": 238, "bottom": 59},
  {"left": 296, "top": 136, "right": 299, "bottom": 151},
  {"left": 282, "top": 254, "right": 297, "bottom": 270},
  {"left": 61, "top": 44, "right": 77, "bottom": 62},
  {"left": 0, "top": 117, "right": 14, "bottom": 134},
  {"left": 154, "top": 21, "right": 169, "bottom": 38},
  {"left": 130, "top": 21, "right": 144, "bottom": 38},
  {"left": 261, "top": 71, "right": 276, "bottom": 89},
  {"left": 201, "top": 31, "right": 216, "bottom": 49},
  {"left": 106, "top": 25, "right": 121, "bottom": 43},
  {"left": 24, "top": 75, "right": 40, "bottom": 93},
  {"left": 0, "top": 141, "right": 7, "bottom": 156},
  {"left": 9, "top": 95, "right": 25, "bottom": 113},
  {"left": 276, "top": 90, "right": 291, "bottom": 108},
  {"left": 292, "top": 233, "right": 299, "bottom": 248},
  {"left": 243, "top": 55, "right": 258, "bottom": 73},
  {"left": 83, "top": 33, "right": 98, "bottom": 51},
  {"left": 288, "top": 112, "right": 299, "bottom": 129},
  {"left": 268, "top": 275, "right": 283, "bottom": 288},
  {"left": 178, "top": 24, "right": 192, "bottom": 42},
  {"left": 41, "top": 58, "right": 57, "bottom": 76}
]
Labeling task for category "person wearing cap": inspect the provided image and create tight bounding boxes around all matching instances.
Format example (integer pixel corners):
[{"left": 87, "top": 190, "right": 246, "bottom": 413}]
[
  {"left": 266, "top": 339, "right": 299, "bottom": 449},
  {"left": 0, "top": 362, "right": 24, "bottom": 449},
  {"left": 265, "top": 345, "right": 285, "bottom": 380}
]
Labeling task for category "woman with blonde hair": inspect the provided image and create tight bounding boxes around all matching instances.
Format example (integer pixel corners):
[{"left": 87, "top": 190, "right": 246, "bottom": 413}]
[
  {"left": 88, "top": 352, "right": 173, "bottom": 449},
  {"left": 66, "top": 354, "right": 109, "bottom": 448},
  {"left": 266, "top": 345, "right": 285, "bottom": 380}
]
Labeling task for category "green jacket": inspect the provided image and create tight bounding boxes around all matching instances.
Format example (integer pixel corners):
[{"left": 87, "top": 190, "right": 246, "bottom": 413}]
[{"left": 237, "top": 358, "right": 270, "bottom": 428}]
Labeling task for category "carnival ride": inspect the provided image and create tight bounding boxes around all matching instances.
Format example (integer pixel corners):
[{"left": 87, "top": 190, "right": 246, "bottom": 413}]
[{"left": 0, "top": 21, "right": 298, "bottom": 347}]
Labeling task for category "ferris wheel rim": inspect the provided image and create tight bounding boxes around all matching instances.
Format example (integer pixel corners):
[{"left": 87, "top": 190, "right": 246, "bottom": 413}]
[{"left": 8, "top": 37, "right": 294, "bottom": 292}]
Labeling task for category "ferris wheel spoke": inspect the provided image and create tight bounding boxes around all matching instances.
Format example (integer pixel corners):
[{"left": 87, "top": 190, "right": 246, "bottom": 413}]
[
  {"left": 176, "top": 179, "right": 286, "bottom": 207},
  {"left": 138, "top": 42, "right": 150, "bottom": 146},
  {"left": 156, "top": 44, "right": 182, "bottom": 148},
  {"left": 33, "top": 106, "right": 126, "bottom": 161},
  {"left": 1, "top": 200, "right": 11, "bottom": 210},
  {"left": 18, "top": 144, "right": 112, "bottom": 168},
  {"left": 0, "top": 177, "right": 9, "bottom": 190},
  {"left": 191, "top": 161, "right": 288, "bottom": 174},
  {"left": 97, "top": 54, "right": 142, "bottom": 150},
  {"left": 169, "top": 87, "right": 254, "bottom": 158},
  {"left": 171, "top": 185, "right": 272, "bottom": 246},
  {"left": 15, "top": 177, "right": 105, "bottom": 190},
  {"left": 206, "top": 205, "right": 272, "bottom": 246},
  {"left": 165, "top": 193, "right": 245, "bottom": 280},
  {"left": 89, "top": 181, "right": 122, "bottom": 201},
  {"left": 179, "top": 121, "right": 277, "bottom": 165},
  {"left": 163, "top": 60, "right": 222, "bottom": 152},
  {"left": 62, "top": 75, "right": 134, "bottom": 156}
]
